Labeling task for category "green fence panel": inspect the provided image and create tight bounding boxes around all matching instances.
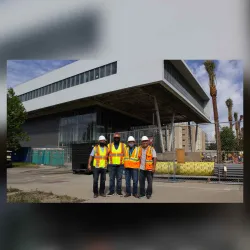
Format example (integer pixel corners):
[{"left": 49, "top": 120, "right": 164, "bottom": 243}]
[
  {"left": 44, "top": 150, "right": 50, "bottom": 165},
  {"left": 32, "top": 149, "right": 39, "bottom": 164},
  {"left": 37, "top": 150, "right": 45, "bottom": 165}
]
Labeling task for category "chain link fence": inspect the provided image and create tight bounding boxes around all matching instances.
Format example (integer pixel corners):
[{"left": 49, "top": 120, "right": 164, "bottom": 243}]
[
  {"left": 154, "top": 122, "right": 243, "bottom": 184},
  {"left": 17, "top": 121, "right": 243, "bottom": 184}
]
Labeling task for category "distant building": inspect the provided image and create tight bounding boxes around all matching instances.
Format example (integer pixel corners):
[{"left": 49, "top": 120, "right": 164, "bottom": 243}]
[{"left": 173, "top": 123, "right": 206, "bottom": 151}]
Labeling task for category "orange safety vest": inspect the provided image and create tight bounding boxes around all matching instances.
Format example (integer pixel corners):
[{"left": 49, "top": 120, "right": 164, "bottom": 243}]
[
  {"left": 108, "top": 142, "right": 125, "bottom": 165},
  {"left": 124, "top": 146, "right": 140, "bottom": 169},
  {"left": 138, "top": 146, "right": 154, "bottom": 171},
  {"left": 93, "top": 145, "right": 109, "bottom": 168}
]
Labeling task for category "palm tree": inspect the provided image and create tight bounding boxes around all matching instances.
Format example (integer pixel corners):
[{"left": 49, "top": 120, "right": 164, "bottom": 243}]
[
  {"left": 204, "top": 60, "right": 222, "bottom": 163},
  {"left": 225, "top": 98, "right": 233, "bottom": 130},
  {"left": 234, "top": 112, "right": 239, "bottom": 143},
  {"left": 238, "top": 115, "right": 243, "bottom": 140}
]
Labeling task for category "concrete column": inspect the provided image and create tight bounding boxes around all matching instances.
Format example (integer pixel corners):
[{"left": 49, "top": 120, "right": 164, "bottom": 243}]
[
  {"left": 188, "top": 121, "right": 192, "bottom": 152},
  {"left": 195, "top": 124, "right": 198, "bottom": 152},
  {"left": 168, "top": 112, "right": 175, "bottom": 151},
  {"left": 154, "top": 96, "right": 165, "bottom": 153}
]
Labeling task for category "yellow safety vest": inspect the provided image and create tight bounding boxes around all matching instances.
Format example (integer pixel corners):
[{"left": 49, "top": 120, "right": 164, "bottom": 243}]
[
  {"left": 108, "top": 142, "right": 125, "bottom": 165},
  {"left": 124, "top": 146, "right": 140, "bottom": 169},
  {"left": 93, "top": 145, "right": 108, "bottom": 168}
]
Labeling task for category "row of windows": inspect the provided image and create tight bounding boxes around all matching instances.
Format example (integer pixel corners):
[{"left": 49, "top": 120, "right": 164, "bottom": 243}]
[
  {"left": 164, "top": 61, "right": 204, "bottom": 113},
  {"left": 19, "top": 61, "right": 117, "bottom": 102}
]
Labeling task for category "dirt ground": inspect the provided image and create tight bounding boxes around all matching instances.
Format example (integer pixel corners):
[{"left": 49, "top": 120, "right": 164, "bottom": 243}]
[{"left": 7, "top": 166, "right": 243, "bottom": 203}]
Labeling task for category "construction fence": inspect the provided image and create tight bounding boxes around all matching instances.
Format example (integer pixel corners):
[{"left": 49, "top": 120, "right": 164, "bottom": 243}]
[{"left": 17, "top": 121, "right": 243, "bottom": 184}]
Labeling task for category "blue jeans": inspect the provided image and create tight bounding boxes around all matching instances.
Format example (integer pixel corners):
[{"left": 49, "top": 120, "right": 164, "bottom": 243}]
[
  {"left": 139, "top": 170, "right": 153, "bottom": 196},
  {"left": 93, "top": 167, "right": 107, "bottom": 195},
  {"left": 108, "top": 165, "right": 124, "bottom": 193},
  {"left": 125, "top": 168, "right": 139, "bottom": 195}
]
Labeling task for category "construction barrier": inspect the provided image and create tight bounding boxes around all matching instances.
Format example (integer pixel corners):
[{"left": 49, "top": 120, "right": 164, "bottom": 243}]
[
  {"left": 156, "top": 162, "right": 214, "bottom": 176},
  {"left": 32, "top": 148, "right": 64, "bottom": 166}
]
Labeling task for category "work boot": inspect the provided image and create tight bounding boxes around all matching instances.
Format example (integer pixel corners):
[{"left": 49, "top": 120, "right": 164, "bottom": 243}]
[
  {"left": 94, "top": 194, "right": 98, "bottom": 198},
  {"left": 139, "top": 195, "right": 145, "bottom": 199},
  {"left": 146, "top": 195, "right": 151, "bottom": 199},
  {"left": 100, "top": 193, "right": 106, "bottom": 197},
  {"left": 117, "top": 192, "right": 123, "bottom": 196},
  {"left": 107, "top": 192, "right": 115, "bottom": 197},
  {"left": 133, "top": 194, "right": 140, "bottom": 198},
  {"left": 124, "top": 193, "right": 131, "bottom": 198}
]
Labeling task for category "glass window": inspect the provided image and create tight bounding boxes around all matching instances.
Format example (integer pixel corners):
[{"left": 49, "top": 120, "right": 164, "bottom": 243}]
[
  {"left": 90, "top": 69, "right": 94, "bottom": 81},
  {"left": 70, "top": 76, "right": 75, "bottom": 87},
  {"left": 61, "top": 80, "right": 65, "bottom": 89},
  {"left": 65, "top": 78, "right": 70, "bottom": 88},
  {"left": 58, "top": 81, "right": 62, "bottom": 90},
  {"left": 55, "top": 82, "right": 59, "bottom": 92},
  {"left": 48, "top": 85, "right": 52, "bottom": 94},
  {"left": 100, "top": 66, "right": 105, "bottom": 78},
  {"left": 51, "top": 83, "right": 55, "bottom": 92},
  {"left": 41, "top": 87, "right": 44, "bottom": 96},
  {"left": 44, "top": 86, "right": 47, "bottom": 95},
  {"left": 85, "top": 71, "right": 89, "bottom": 82},
  {"left": 111, "top": 62, "right": 117, "bottom": 74},
  {"left": 94, "top": 68, "right": 100, "bottom": 79},
  {"left": 106, "top": 64, "right": 111, "bottom": 76},
  {"left": 80, "top": 73, "right": 84, "bottom": 84},
  {"left": 37, "top": 89, "right": 41, "bottom": 97},
  {"left": 75, "top": 75, "right": 80, "bottom": 85}
]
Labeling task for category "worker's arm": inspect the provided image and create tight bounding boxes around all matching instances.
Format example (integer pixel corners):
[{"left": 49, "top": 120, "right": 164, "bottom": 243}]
[
  {"left": 88, "top": 156, "right": 93, "bottom": 171},
  {"left": 152, "top": 148, "right": 157, "bottom": 172},
  {"left": 88, "top": 148, "right": 95, "bottom": 170}
]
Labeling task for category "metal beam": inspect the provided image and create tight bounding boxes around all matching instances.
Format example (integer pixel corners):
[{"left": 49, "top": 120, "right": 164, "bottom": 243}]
[
  {"left": 93, "top": 100, "right": 151, "bottom": 124},
  {"left": 188, "top": 121, "right": 193, "bottom": 152},
  {"left": 195, "top": 124, "right": 198, "bottom": 152},
  {"left": 154, "top": 96, "right": 165, "bottom": 153},
  {"left": 168, "top": 112, "right": 175, "bottom": 151}
]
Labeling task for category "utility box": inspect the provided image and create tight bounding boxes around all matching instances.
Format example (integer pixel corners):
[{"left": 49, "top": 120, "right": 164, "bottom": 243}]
[
  {"left": 176, "top": 148, "right": 185, "bottom": 163},
  {"left": 72, "top": 143, "right": 95, "bottom": 174}
]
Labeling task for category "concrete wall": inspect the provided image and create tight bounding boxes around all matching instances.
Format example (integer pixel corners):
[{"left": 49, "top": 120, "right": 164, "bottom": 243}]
[{"left": 14, "top": 59, "right": 163, "bottom": 113}]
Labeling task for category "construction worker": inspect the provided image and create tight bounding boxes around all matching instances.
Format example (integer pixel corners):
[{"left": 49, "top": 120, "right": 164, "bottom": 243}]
[
  {"left": 107, "top": 132, "right": 126, "bottom": 196},
  {"left": 88, "top": 135, "right": 108, "bottom": 198},
  {"left": 139, "top": 136, "right": 157, "bottom": 199},
  {"left": 124, "top": 136, "right": 140, "bottom": 198}
]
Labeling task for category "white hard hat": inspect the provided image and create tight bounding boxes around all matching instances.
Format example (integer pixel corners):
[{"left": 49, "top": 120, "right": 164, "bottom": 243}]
[
  {"left": 127, "top": 136, "right": 135, "bottom": 142},
  {"left": 98, "top": 135, "right": 106, "bottom": 141},
  {"left": 141, "top": 136, "right": 149, "bottom": 141}
]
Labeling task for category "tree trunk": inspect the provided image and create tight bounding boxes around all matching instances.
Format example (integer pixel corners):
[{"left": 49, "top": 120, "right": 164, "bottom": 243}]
[{"left": 211, "top": 95, "right": 222, "bottom": 163}]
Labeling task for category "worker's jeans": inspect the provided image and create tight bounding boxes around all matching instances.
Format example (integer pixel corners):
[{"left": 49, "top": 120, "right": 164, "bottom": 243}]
[
  {"left": 93, "top": 167, "right": 107, "bottom": 194},
  {"left": 108, "top": 165, "right": 124, "bottom": 193},
  {"left": 125, "top": 168, "right": 139, "bottom": 195},
  {"left": 139, "top": 170, "right": 153, "bottom": 196}
]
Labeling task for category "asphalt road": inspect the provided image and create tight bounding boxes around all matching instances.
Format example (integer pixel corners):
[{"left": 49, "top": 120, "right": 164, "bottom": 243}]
[{"left": 7, "top": 166, "right": 243, "bottom": 203}]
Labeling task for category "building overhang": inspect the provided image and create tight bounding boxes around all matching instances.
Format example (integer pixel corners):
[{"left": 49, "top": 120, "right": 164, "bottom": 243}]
[{"left": 27, "top": 81, "right": 210, "bottom": 124}]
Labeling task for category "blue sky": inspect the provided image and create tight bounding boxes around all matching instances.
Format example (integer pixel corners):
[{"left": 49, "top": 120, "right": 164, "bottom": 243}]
[{"left": 7, "top": 60, "right": 243, "bottom": 138}]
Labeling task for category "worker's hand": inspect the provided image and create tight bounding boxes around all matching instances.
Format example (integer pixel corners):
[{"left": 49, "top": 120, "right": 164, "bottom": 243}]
[
  {"left": 88, "top": 165, "right": 92, "bottom": 171},
  {"left": 152, "top": 168, "right": 156, "bottom": 173}
]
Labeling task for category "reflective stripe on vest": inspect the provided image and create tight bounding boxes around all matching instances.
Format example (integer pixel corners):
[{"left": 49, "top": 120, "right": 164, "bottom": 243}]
[
  {"left": 139, "top": 146, "right": 154, "bottom": 170},
  {"left": 124, "top": 146, "right": 140, "bottom": 168},
  {"left": 93, "top": 145, "right": 108, "bottom": 168},
  {"left": 108, "top": 143, "right": 125, "bottom": 165}
]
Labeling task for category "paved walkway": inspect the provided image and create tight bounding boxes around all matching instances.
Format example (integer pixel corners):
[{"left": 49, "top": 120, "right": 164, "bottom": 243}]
[{"left": 7, "top": 166, "right": 243, "bottom": 203}]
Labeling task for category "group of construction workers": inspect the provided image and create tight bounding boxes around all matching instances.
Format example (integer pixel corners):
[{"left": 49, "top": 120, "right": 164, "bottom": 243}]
[{"left": 88, "top": 132, "right": 157, "bottom": 199}]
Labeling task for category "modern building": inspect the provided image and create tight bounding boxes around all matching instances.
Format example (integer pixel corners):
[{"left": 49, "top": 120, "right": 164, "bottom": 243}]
[{"left": 13, "top": 60, "right": 211, "bottom": 163}]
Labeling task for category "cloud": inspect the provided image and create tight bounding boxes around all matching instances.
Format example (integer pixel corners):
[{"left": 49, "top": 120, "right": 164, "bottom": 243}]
[
  {"left": 7, "top": 60, "right": 77, "bottom": 88},
  {"left": 185, "top": 60, "right": 243, "bottom": 141}
]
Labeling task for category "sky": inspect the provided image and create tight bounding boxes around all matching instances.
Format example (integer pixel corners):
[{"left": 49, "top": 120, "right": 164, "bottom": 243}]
[{"left": 7, "top": 60, "right": 243, "bottom": 140}]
